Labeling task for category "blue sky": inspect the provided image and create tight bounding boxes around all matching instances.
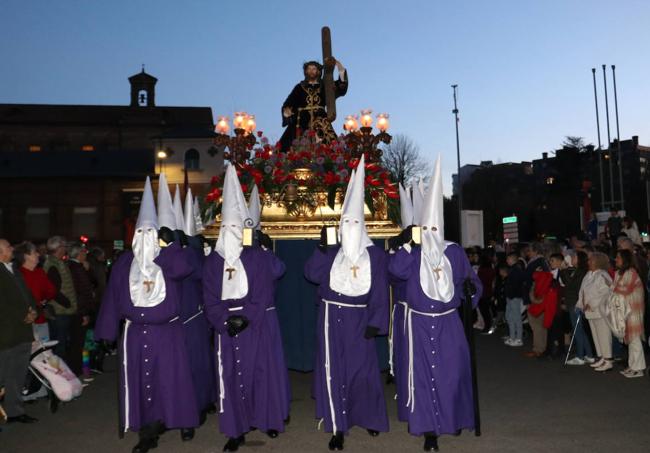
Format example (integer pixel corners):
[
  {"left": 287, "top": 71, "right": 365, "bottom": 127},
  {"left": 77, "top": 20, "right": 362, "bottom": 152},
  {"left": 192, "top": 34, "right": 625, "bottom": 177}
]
[{"left": 2, "top": 0, "right": 649, "bottom": 191}]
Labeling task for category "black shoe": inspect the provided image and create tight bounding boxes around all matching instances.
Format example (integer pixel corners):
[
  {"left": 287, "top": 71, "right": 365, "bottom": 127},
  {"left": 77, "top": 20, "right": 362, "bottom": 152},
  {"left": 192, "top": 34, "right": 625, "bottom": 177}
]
[
  {"left": 386, "top": 374, "right": 395, "bottom": 385},
  {"left": 284, "top": 415, "right": 291, "bottom": 425},
  {"left": 7, "top": 414, "right": 38, "bottom": 424},
  {"left": 49, "top": 393, "right": 59, "bottom": 414},
  {"left": 206, "top": 404, "right": 217, "bottom": 415},
  {"left": 328, "top": 432, "right": 344, "bottom": 451},
  {"left": 132, "top": 437, "right": 158, "bottom": 453},
  {"left": 423, "top": 435, "right": 439, "bottom": 451},
  {"left": 266, "top": 429, "right": 279, "bottom": 438},
  {"left": 367, "top": 429, "right": 379, "bottom": 437},
  {"left": 453, "top": 429, "right": 461, "bottom": 436},
  {"left": 181, "top": 428, "right": 195, "bottom": 441},
  {"left": 223, "top": 435, "right": 245, "bottom": 452},
  {"left": 199, "top": 410, "right": 207, "bottom": 426}
]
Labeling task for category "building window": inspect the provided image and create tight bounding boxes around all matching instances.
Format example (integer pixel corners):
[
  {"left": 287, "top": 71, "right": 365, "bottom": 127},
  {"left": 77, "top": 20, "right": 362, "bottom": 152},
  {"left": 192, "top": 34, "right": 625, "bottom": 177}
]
[
  {"left": 29, "top": 145, "right": 41, "bottom": 152},
  {"left": 185, "top": 148, "right": 200, "bottom": 170},
  {"left": 546, "top": 177, "right": 555, "bottom": 185},
  {"left": 25, "top": 208, "right": 50, "bottom": 239},
  {"left": 82, "top": 145, "right": 95, "bottom": 152},
  {"left": 73, "top": 207, "right": 98, "bottom": 238}
]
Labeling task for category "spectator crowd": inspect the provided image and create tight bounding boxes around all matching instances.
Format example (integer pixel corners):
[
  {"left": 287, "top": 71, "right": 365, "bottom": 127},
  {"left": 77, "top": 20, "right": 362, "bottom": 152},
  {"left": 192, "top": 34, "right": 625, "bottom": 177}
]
[{"left": 468, "top": 212, "right": 648, "bottom": 379}]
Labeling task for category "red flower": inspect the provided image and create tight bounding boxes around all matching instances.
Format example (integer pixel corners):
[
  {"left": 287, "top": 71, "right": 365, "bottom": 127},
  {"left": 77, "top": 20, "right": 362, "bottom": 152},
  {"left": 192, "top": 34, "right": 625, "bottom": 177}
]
[
  {"left": 210, "top": 175, "right": 220, "bottom": 185},
  {"left": 323, "top": 171, "right": 339, "bottom": 185},
  {"left": 241, "top": 183, "right": 248, "bottom": 193},
  {"left": 206, "top": 187, "right": 221, "bottom": 202}
]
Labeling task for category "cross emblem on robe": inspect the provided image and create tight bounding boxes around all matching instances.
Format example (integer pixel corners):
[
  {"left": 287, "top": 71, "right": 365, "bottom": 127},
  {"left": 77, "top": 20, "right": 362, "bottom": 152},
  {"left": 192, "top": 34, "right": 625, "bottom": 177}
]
[
  {"left": 143, "top": 280, "right": 154, "bottom": 292},
  {"left": 226, "top": 267, "right": 236, "bottom": 280},
  {"left": 432, "top": 267, "right": 442, "bottom": 280},
  {"left": 350, "top": 265, "right": 359, "bottom": 278}
]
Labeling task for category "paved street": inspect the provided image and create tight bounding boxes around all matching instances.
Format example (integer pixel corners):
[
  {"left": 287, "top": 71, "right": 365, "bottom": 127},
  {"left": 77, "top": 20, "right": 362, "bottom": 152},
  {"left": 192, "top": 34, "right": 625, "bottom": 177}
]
[{"left": 2, "top": 332, "right": 650, "bottom": 453}]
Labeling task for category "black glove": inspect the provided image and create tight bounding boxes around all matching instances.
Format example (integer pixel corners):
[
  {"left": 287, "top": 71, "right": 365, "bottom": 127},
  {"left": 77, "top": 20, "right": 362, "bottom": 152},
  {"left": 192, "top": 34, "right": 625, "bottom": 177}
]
[
  {"left": 259, "top": 232, "right": 273, "bottom": 250},
  {"left": 318, "top": 226, "right": 329, "bottom": 252},
  {"left": 174, "top": 230, "right": 189, "bottom": 248},
  {"left": 364, "top": 326, "right": 380, "bottom": 339},
  {"left": 399, "top": 225, "right": 415, "bottom": 247},
  {"left": 158, "top": 227, "right": 176, "bottom": 246},
  {"left": 387, "top": 234, "right": 401, "bottom": 252},
  {"left": 226, "top": 315, "right": 250, "bottom": 337}
]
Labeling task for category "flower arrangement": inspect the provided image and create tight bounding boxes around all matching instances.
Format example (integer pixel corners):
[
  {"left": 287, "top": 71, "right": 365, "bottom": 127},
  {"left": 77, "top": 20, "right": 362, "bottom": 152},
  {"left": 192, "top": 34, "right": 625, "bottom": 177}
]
[{"left": 205, "top": 130, "right": 400, "bottom": 222}]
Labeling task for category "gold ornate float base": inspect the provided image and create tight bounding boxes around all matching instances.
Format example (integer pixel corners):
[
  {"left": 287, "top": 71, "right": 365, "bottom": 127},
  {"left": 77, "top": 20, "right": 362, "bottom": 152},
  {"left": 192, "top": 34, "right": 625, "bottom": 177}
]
[{"left": 204, "top": 190, "right": 401, "bottom": 240}]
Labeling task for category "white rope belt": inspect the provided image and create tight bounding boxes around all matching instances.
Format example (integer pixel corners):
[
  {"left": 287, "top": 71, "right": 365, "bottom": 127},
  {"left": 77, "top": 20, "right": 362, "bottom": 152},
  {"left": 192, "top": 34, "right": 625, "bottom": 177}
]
[
  {"left": 122, "top": 319, "right": 131, "bottom": 432},
  {"left": 217, "top": 334, "right": 225, "bottom": 413},
  {"left": 228, "top": 306, "right": 244, "bottom": 312},
  {"left": 182, "top": 309, "right": 203, "bottom": 325},
  {"left": 266, "top": 306, "right": 276, "bottom": 311},
  {"left": 406, "top": 307, "right": 456, "bottom": 413},
  {"left": 322, "top": 299, "right": 368, "bottom": 433}
]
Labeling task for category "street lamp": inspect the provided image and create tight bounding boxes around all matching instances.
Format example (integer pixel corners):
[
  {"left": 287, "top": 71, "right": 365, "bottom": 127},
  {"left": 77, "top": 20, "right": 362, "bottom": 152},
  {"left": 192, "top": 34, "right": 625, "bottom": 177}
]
[
  {"left": 157, "top": 149, "right": 168, "bottom": 173},
  {"left": 214, "top": 112, "right": 257, "bottom": 164},
  {"left": 342, "top": 109, "right": 392, "bottom": 161}
]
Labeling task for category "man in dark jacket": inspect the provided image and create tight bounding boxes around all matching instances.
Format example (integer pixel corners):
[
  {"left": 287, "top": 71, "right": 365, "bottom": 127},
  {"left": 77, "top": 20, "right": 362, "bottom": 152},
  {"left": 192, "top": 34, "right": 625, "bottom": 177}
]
[{"left": 0, "top": 239, "right": 38, "bottom": 425}]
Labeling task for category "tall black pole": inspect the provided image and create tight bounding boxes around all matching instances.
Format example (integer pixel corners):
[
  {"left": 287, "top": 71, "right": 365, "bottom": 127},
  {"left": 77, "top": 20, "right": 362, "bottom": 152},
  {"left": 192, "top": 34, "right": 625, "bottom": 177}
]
[
  {"left": 602, "top": 65, "right": 615, "bottom": 208},
  {"left": 612, "top": 65, "right": 625, "bottom": 211},
  {"left": 452, "top": 84, "right": 462, "bottom": 243},
  {"left": 592, "top": 68, "right": 606, "bottom": 211}
]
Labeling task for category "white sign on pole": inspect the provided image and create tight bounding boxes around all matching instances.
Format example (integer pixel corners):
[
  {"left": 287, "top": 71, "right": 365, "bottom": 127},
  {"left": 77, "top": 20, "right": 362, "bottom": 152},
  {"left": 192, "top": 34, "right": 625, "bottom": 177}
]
[{"left": 461, "top": 210, "right": 484, "bottom": 248}]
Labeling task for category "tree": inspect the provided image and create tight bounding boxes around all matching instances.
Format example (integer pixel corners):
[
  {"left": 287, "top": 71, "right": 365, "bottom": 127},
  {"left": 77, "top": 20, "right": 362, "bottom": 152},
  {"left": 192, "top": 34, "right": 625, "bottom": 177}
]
[
  {"left": 381, "top": 134, "right": 431, "bottom": 185},
  {"left": 561, "top": 136, "right": 592, "bottom": 151}
]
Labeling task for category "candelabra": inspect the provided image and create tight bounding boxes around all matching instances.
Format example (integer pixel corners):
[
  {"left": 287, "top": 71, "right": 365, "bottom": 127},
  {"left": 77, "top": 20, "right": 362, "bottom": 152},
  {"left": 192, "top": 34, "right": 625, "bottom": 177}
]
[
  {"left": 213, "top": 112, "right": 257, "bottom": 164},
  {"left": 342, "top": 110, "right": 392, "bottom": 161}
]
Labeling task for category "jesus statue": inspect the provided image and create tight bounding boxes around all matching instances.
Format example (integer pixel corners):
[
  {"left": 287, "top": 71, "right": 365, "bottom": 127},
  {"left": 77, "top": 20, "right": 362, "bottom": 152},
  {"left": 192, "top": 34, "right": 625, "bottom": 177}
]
[{"left": 279, "top": 58, "right": 348, "bottom": 151}]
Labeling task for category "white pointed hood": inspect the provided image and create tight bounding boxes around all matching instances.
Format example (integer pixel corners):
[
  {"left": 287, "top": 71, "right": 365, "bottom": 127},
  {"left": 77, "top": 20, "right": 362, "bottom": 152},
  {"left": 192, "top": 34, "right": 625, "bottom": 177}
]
[
  {"left": 183, "top": 187, "right": 196, "bottom": 236},
  {"left": 215, "top": 165, "right": 249, "bottom": 300},
  {"left": 412, "top": 178, "right": 425, "bottom": 225},
  {"left": 172, "top": 185, "right": 185, "bottom": 231},
  {"left": 419, "top": 155, "right": 453, "bottom": 302},
  {"left": 157, "top": 173, "right": 176, "bottom": 230},
  {"left": 130, "top": 177, "right": 166, "bottom": 308},
  {"left": 399, "top": 183, "right": 414, "bottom": 228},
  {"left": 248, "top": 184, "right": 261, "bottom": 231},
  {"left": 330, "top": 155, "right": 373, "bottom": 296}
]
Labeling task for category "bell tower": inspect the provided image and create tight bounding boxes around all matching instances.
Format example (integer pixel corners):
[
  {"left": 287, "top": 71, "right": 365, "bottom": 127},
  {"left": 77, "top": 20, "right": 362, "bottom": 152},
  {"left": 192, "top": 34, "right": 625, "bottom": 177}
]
[{"left": 128, "top": 65, "right": 158, "bottom": 107}]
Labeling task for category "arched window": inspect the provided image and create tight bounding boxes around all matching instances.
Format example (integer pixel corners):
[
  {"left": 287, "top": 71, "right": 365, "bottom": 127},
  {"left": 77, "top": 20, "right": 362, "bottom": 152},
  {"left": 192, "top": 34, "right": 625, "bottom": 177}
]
[{"left": 184, "top": 148, "right": 200, "bottom": 170}]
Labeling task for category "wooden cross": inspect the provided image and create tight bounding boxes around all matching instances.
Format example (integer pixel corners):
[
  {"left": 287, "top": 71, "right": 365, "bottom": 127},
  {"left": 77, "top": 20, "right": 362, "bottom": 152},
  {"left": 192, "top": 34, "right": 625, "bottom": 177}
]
[
  {"left": 225, "top": 267, "right": 236, "bottom": 280},
  {"left": 143, "top": 280, "right": 154, "bottom": 292},
  {"left": 350, "top": 265, "right": 359, "bottom": 278},
  {"left": 321, "top": 26, "right": 336, "bottom": 122},
  {"left": 432, "top": 267, "right": 442, "bottom": 280}
]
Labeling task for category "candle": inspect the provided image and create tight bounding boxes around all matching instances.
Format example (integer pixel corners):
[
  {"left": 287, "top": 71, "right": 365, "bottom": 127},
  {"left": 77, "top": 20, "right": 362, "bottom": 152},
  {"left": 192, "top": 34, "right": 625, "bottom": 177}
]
[{"left": 360, "top": 109, "right": 373, "bottom": 128}]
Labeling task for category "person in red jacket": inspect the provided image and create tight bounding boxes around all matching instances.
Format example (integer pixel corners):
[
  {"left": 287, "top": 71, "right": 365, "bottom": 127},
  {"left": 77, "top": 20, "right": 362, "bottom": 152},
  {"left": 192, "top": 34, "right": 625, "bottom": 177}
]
[
  {"left": 527, "top": 269, "right": 559, "bottom": 358},
  {"left": 15, "top": 242, "right": 56, "bottom": 342}
]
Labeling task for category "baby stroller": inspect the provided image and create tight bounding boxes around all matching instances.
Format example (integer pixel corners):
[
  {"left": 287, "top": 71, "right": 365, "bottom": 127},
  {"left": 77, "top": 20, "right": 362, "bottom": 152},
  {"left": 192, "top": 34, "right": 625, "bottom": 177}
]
[{"left": 22, "top": 340, "right": 83, "bottom": 413}]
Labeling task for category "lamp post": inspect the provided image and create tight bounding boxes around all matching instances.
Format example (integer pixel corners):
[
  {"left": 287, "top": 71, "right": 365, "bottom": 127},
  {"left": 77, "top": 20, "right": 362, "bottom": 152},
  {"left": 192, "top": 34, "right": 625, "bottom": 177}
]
[
  {"left": 157, "top": 149, "right": 168, "bottom": 173},
  {"left": 342, "top": 109, "right": 392, "bottom": 161},
  {"left": 452, "top": 84, "right": 462, "bottom": 243},
  {"left": 214, "top": 112, "right": 257, "bottom": 164}
]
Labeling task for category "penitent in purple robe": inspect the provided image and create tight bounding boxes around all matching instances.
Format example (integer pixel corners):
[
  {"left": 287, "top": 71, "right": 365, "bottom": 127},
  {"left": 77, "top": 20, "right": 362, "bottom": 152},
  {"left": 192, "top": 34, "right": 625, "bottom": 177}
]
[
  {"left": 388, "top": 243, "right": 482, "bottom": 437},
  {"left": 180, "top": 245, "right": 217, "bottom": 414},
  {"left": 304, "top": 245, "right": 390, "bottom": 435},
  {"left": 94, "top": 242, "right": 199, "bottom": 432},
  {"left": 389, "top": 268, "right": 409, "bottom": 423},
  {"left": 203, "top": 247, "right": 289, "bottom": 439}
]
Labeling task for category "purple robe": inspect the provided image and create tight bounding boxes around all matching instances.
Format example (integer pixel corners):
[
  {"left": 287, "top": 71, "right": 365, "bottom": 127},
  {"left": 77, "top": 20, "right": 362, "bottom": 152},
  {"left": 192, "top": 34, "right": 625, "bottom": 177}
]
[
  {"left": 180, "top": 246, "right": 217, "bottom": 413},
  {"left": 388, "top": 243, "right": 482, "bottom": 436},
  {"left": 203, "top": 247, "right": 289, "bottom": 438},
  {"left": 304, "top": 245, "right": 389, "bottom": 434},
  {"left": 94, "top": 242, "right": 199, "bottom": 432},
  {"left": 389, "top": 270, "right": 409, "bottom": 423}
]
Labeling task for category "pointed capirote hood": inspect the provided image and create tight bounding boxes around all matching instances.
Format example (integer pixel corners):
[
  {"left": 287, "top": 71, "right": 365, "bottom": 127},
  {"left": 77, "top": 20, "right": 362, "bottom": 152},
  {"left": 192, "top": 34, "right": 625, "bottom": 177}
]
[
  {"left": 421, "top": 155, "right": 444, "bottom": 241},
  {"left": 248, "top": 184, "right": 261, "bottom": 231},
  {"left": 183, "top": 187, "right": 196, "bottom": 236},
  {"left": 220, "top": 165, "right": 249, "bottom": 228},
  {"left": 157, "top": 173, "right": 176, "bottom": 230},
  {"left": 172, "top": 185, "right": 185, "bottom": 231},
  {"left": 399, "top": 183, "right": 414, "bottom": 228},
  {"left": 338, "top": 154, "right": 373, "bottom": 255},
  {"left": 136, "top": 177, "right": 158, "bottom": 230},
  {"left": 193, "top": 197, "right": 204, "bottom": 233},
  {"left": 412, "top": 178, "right": 425, "bottom": 225}
]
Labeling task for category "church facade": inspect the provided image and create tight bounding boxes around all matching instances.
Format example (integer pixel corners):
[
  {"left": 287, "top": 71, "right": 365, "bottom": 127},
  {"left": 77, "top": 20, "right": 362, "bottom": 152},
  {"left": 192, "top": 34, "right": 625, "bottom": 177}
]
[{"left": 0, "top": 69, "right": 222, "bottom": 250}]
